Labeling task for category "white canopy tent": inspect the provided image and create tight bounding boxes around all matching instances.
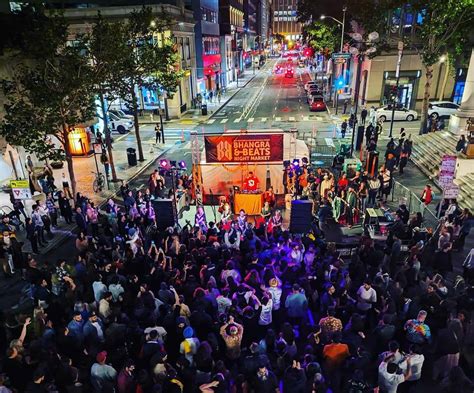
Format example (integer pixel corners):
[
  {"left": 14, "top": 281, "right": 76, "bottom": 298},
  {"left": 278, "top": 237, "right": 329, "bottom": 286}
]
[{"left": 199, "top": 130, "right": 309, "bottom": 195}]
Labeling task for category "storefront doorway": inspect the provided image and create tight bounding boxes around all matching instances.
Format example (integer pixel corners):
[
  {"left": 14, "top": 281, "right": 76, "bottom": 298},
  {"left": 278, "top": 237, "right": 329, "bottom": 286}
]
[{"left": 382, "top": 71, "right": 420, "bottom": 109}]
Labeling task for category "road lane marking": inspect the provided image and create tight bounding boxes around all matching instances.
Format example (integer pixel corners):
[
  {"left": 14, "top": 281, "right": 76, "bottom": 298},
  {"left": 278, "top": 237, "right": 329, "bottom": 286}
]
[
  {"left": 288, "top": 116, "right": 296, "bottom": 122},
  {"left": 234, "top": 118, "right": 241, "bottom": 123},
  {"left": 248, "top": 118, "right": 254, "bottom": 122},
  {"left": 207, "top": 119, "right": 215, "bottom": 124},
  {"left": 275, "top": 117, "right": 282, "bottom": 121},
  {"left": 261, "top": 117, "right": 267, "bottom": 122},
  {"left": 302, "top": 116, "right": 309, "bottom": 121},
  {"left": 220, "top": 118, "right": 228, "bottom": 124}
]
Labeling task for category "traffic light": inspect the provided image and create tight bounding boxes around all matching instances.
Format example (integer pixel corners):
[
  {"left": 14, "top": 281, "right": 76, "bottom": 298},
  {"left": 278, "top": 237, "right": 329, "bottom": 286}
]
[{"left": 336, "top": 78, "right": 344, "bottom": 89}]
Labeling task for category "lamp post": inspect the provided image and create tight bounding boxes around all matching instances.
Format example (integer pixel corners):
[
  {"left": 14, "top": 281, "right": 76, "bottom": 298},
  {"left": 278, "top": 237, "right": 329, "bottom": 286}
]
[
  {"left": 321, "top": 7, "right": 347, "bottom": 110},
  {"left": 320, "top": 6, "right": 346, "bottom": 53},
  {"left": 349, "top": 32, "right": 379, "bottom": 156},
  {"left": 389, "top": 41, "right": 404, "bottom": 138}
]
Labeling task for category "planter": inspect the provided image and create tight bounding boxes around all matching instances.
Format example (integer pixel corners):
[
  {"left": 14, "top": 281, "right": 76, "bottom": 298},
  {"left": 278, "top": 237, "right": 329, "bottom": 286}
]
[{"left": 51, "top": 161, "right": 64, "bottom": 169}]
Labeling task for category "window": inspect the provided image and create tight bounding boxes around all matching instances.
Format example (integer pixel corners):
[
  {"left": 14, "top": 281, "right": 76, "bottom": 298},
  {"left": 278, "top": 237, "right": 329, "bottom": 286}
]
[
  {"left": 201, "top": 7, "right": 218, "bottom": 23},
  {"left": 185, "top": 37, "right": 191, "bottom": 60}
]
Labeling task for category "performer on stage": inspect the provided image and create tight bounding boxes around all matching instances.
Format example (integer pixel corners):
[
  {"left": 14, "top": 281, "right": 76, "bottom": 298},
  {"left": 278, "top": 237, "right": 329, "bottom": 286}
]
[
  {"left": 263, "top": 186, "right": 276, "bottom": 208},
  {"left": 237, "top": 209, "right": 247, "bottom": 232},
  {"left": 243, "top": 171, "right": 260, "bottom": 192},
  {"left": 268, "top": 209, "right": 283, "bottom": 234},
  {"left": 220, "top": 203, "right": 232, "bottom": 227},
  {"left": 195, "top": 206, "right": 208, "bottom": 232},
  {"left": 261, "top": 201, "right": 272, "bottom": 221}
]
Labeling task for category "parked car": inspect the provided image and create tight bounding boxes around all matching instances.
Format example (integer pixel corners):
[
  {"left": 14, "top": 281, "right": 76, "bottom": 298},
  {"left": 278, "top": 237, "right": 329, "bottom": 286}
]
[
  {"left": 285, "top": 69, "right": 294, "bottom": 78},
  {"left": 428, "top": 101, "right": 460, "bottom": 119},
  {"left": 109, "top": 109, "right": 133, "bottom": 121},
  {"left": 309, "top": 97, "right": 327, "bottom": 111},
  {"left": 108, "top": 112, "right": 134, "bottom": 134},
  {"left": 304, "top": 81, "right": 317, "bottom": 91},
  {"left": 376, "top": 106, "right": 418, "bottom": 122},
  {"left": 307, "top": 91, "right": 323, "bottom": 102}
]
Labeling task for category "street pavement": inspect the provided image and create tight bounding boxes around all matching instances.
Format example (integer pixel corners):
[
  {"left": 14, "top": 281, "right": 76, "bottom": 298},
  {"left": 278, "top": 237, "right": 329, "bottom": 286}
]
[{"left": 2, "top": 60, "right": 472, "bottom": 311}]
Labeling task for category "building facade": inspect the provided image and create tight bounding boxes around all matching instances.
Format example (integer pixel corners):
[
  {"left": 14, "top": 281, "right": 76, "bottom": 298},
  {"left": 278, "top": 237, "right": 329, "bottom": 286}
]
[
  {"left": 349, "top": 5, "right": 464, "bottom": 110},
  {"left": 185, "top": 0, "right": 222, "bottom": 95},
  {"left": 219, "top": 0, "right": 245, "bottom": 86},
  {"left": 272, "top": 0, "right": 301, "bottom": 41}
]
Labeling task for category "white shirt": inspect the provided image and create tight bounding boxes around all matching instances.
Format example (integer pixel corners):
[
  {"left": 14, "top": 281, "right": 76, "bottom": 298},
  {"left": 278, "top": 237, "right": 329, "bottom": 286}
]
[
  {"left": 267, "top": 286, "right": 282, "bottom": 310},
  {"left": 259, "top": 299, "right": 273, "bottom": 326},
  {"left": 378, "top": 362, "right": 405, "bottom": 393},
  {"left": 357, "top": 286, "right": 377, "bottom": 311},
  {"left": 398, "top": 354, "right": 424, "bottom": 381}
]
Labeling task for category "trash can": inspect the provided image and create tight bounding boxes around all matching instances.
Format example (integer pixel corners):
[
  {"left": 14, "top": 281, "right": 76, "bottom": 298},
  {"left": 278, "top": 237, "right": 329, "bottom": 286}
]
[
  {"left": 201, "top": 104, "right": 208, "bottom": 116},
  {"left": 126, "top": 147, "right": 137, "bottom": 166}
]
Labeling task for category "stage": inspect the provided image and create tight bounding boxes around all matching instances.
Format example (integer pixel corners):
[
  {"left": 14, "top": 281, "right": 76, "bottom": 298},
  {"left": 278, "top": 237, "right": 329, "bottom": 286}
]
[{"left": 178, "top": 205, "right": 363, "bottom": 245}]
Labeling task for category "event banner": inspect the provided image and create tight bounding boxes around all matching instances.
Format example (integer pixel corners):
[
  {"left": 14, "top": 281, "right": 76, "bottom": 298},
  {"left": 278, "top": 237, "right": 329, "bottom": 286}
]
[{"left": 205, "top": 134, "right": 284, "bottom": 163}]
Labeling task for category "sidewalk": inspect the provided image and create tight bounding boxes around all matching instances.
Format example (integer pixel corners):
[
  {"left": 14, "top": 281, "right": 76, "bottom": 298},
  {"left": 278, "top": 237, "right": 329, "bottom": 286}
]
[
  {"left": 137, "top": 71, "right": 257, "bottom": 126},
  {"left": 17, "top": 128, "right": 180, "bottom": 255}
]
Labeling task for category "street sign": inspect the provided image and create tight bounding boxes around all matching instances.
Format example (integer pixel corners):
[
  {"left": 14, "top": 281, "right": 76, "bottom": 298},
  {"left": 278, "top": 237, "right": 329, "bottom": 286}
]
[
  {"left": 334, "top": 58, "right": 346, "bottom": 65},
  {"left": 10, "top": 179, "right": 32, "bottom": 200},
  {"left": 443, "top": 184, "right": 460, "bottom": 199},
  {"left": 331, "top": 52, "right": 351, "bottom": 60}
]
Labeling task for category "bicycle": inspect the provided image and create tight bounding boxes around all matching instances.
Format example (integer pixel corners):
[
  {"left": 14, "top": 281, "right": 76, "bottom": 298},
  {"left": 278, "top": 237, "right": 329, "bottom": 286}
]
[{"left": 92, "top": 171, "right": 106, "bottom": 193}]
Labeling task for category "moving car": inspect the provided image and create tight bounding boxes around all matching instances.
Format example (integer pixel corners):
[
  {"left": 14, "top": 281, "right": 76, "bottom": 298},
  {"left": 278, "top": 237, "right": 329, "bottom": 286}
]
[
  {"left": 108, "top": 112, "right": 134, "bottom": 134},
  {"left": 285, "top": 69, "right": 294, "bottom": 78},
  {"left": 309, "top": 97, "right": 327, "bottom": 111},
  {"left": 428, "top": 101, "right": 460, "bottom": 119},
  {"left": 376, "top": 106, "right": 418, "bottom": 122}
]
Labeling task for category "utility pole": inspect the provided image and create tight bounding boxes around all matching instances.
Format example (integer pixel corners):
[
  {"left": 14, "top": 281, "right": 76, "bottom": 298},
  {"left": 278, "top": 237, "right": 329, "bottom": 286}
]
[
  {"left": 389, "top": 41, "right": 404, "bottom": 138},
  {"left": 350, "top": 55, "right": 363, "bottom": 156}
]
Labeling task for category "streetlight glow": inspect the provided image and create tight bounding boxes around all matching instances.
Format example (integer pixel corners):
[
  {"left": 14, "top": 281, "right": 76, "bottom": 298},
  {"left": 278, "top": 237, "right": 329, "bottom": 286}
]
[
  {"left": 439, "top": 55, "right": 447, "bottom": 63},
  {"left": 320, "top": 15, "right": 326, "bottom": 20}
]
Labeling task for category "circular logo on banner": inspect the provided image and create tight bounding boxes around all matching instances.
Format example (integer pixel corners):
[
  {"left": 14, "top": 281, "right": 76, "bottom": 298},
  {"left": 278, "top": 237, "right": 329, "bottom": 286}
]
[{"left": 248, "top": 179, "right": 255, "bottom": 187}]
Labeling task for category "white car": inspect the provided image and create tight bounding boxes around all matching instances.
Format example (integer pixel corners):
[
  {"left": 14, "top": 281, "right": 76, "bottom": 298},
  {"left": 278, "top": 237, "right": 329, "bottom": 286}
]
[
  {"left": 428, "top": 101, "right": 460, "bottom": 119},
  {"left": 109, "top": 109, "right": 134, "bottom": 121},
  {"left": 376, "top": 106, "right": 418, "bottom": 122},
  {"left": 108, "top": 112, "right": 134, "bottom": 134}
]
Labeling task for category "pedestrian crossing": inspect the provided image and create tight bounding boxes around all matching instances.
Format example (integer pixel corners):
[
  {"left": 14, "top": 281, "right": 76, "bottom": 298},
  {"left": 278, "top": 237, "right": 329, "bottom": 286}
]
[{"left": 206, "top": 115, "right": 326, "bottom": 124}]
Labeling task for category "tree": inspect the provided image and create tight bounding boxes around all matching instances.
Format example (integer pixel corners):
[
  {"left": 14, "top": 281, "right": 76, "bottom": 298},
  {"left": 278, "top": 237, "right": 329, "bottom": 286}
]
[
  {"left": 0, "top": 7, "right": 94, "bottom": 194},
  {"left": 111, "top": 7, "right": 184, "bottom": 161},
  {"left": 408, "top": 0, "right": 473, "bottom": 133},
  {"left": 88, "top": 13, "right": 121, "bottom": 182},
  {"left": 346, "top": 0, "right": 474, "bottom": 133},
  {"left": 304, "top": 22, "right": 339, "bottom": 57}
]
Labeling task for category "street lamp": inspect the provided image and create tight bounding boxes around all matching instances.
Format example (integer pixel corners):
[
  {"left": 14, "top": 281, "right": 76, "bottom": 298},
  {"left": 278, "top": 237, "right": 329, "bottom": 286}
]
[{"left": 320, "top": 6, "right": 346, "bottom": 52}]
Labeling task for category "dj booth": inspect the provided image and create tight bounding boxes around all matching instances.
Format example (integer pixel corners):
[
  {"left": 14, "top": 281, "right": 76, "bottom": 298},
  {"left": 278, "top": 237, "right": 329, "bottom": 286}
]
[{"left": 234, "top": 192, "right": 263, "bottom": 215}]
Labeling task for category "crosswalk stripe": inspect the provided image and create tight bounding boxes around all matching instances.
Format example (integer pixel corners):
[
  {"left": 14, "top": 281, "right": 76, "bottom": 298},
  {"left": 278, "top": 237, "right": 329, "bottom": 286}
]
[
  {"left": 316, "top": 116, "right": 323, "bottom": 121},
  {"left": 220, "top": 118, "right": 228, "bottom": 124},
  {"left": 302, "top": 116, "right": 309, "bottom": 121},
  {"left": 234, "top": 118, "right": 241, "bottom": 123},
  {"left": 207, "top": 119, "right": 215, "bottom": 124},
  {"left": 275, "top": 117, "right": 282, "bottom": 121},
  {"left": 288, "top": 116, "right": 296, "bottom": 122},
  {"left": 261, "top": 117, "right": 267, "bottom": 122},
  {"left": 248, "top": 118, "right": 254, "bottom": 123}
]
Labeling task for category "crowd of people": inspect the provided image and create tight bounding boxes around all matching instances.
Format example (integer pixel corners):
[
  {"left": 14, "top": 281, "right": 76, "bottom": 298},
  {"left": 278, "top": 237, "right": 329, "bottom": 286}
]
[{"left": 0, "top": 154, "right": 473, "bottom": 393}]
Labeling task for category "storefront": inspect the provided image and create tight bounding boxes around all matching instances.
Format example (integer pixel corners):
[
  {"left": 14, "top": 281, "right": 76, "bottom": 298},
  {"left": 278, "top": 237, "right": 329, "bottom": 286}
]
[
  {"left": 453, "top": 68, "right": 467, "bottom": 104},
  {"left": 381, "top": 70, "right": 421, "bottom": 109}
]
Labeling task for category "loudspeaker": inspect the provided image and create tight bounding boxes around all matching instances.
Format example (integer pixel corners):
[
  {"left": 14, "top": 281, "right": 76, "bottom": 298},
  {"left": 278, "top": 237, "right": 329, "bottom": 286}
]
[
  {"left": 151, "top": 199, "right": 177, "bottom": 230},
  {"left": 366, "top": 150, "right": 379, "bottom": 177},
  {"left": 355, "top": 125, "right": 365, "bottom": 151},
  {"left": 289, "top": 200, "right": 313, "bottom": 233}
]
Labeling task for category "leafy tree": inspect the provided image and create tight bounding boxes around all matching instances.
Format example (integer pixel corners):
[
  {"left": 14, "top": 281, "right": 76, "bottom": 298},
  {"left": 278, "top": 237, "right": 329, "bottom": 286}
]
[
  {"left": 346, "top": 0, "right": 474, "bottom": 132},
  {"left": 87, "top": 13, "right": 121, "bottom": 182},
  {"left": 111, "top": 6, "right": 184, "bottom": 161},
  {"left": 304, "top": 22, "right": 339, "bottom": 57},
  {"left": 0, "top": 7, "right": 94, "bottom": 194}
]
